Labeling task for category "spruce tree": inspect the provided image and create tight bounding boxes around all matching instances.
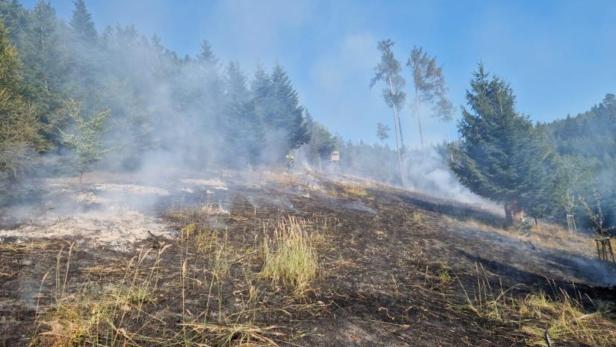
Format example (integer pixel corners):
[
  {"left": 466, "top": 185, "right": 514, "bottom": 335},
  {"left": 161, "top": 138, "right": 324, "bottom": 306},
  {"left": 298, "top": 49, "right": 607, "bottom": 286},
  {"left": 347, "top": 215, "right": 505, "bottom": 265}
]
[
  {"left": 197, "top": 39, "right": 217, "bottom": 65},
  {"left": 253, "top": 65, "right": 308, "bottom": 163},
  {"left": 223, "top": 62, "right": 261, "bottom": 166},
  {"left": 70, "top": 0, "right": 96, "bottom": 42},
  {"left": 448, "top": 65, "right": 537, "bottom": 226},
  {"left": 269, "top": 65, "right": 309, "bottom": 150},
  {"left": 24, "top": 1, "right": 71, "bottom": 146}
]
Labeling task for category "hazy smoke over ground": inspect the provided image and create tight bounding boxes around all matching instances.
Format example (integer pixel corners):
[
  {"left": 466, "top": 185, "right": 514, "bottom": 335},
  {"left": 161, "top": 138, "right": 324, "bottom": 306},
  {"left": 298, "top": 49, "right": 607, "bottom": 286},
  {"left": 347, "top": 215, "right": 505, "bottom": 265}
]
[
  {"left": 0, "top": 0, "right": 501, "bottom": 217},
  {"left": 327, "top": 141, "right": 499, "bottom": 211}
]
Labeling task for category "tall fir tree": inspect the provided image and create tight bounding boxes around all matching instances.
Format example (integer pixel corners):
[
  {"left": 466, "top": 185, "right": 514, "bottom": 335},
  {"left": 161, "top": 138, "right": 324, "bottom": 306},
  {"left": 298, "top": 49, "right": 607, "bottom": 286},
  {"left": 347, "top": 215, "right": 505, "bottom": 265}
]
[
  {"left": 197, "top": 39, "right": 217, "bottom": 66},
  {"left": 270, "top": 65, "right": 309, "bottom": 149},
  {"left": 24, "top": 1, "right": 71, "bottom": 146},
  {"left": 252, "top": 65, "right": 308, "bottom": 163},
  {"left": 448, "top": 65, "right": 544, "bottom": 226},
  {"left": 222, "top": 62, "right": 261, "bottom": 166},
  {"left": 70, "top": 0, "right": 96, "bottom": 42}
]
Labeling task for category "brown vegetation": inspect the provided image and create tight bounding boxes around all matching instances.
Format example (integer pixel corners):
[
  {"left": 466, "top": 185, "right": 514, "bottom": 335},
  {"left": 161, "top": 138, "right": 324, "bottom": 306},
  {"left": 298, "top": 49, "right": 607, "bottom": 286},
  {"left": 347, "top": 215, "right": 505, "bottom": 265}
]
[{"left": 1, "top": 173, "right": 615, "bottom": 346}]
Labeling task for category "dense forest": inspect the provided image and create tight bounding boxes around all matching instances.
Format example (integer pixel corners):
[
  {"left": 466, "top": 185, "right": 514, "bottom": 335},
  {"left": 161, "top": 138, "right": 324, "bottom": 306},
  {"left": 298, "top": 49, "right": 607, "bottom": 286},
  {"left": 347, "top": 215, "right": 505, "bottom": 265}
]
[
  {"left": 545, "top": 94, "right": 616, "bottom": 228},
  {"left": 0, "top": 0, "right": 312, "bottom": 182},
  {"left": 0, "top": 0, "right": 614, "bottom": 232}
]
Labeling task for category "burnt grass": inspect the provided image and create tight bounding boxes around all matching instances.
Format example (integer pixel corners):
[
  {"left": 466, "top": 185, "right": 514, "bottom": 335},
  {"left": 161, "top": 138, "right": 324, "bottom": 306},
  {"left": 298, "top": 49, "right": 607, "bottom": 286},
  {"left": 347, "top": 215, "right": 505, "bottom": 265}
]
[{"left": 1, "top": 174, "right": 616, "bottom": 346}]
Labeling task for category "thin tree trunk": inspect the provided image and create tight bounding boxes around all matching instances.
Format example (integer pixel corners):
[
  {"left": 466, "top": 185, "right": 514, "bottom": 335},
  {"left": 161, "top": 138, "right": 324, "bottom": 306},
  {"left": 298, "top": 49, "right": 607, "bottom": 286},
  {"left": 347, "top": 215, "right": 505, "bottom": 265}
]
[
  {"left": 387, "top": 76, "right": 405, "bottom": 186},
  {"left": 414, "top": 90, "right": 424, "bottom": 148},
  {"left": 397, "top": 108, "right": 405, "bottom": 149},
  {"left": 504, "top": 201, "right": 523, "bottom": 228},
  {"left": 504, "top": 202, "right": 514, "bottom": 228}
]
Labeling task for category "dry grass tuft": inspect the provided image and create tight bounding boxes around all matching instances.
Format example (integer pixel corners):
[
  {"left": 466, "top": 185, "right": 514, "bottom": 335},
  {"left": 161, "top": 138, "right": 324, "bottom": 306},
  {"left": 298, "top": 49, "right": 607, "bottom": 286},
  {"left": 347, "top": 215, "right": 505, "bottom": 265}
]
[
  {"left": 181, "top": 321, "right": 282, "bottom": 346},
  {"left": 341, "top": 183, "right": 368, "bottom": 198},
  {"left": 518, "top": 291, "right": 616, "bottom": 346},
  {"left": 460, "top": 264, "right": 616, "bottom": 346},
  {"left": 260, "top": 217, "right": 318, "bottom": 295}
]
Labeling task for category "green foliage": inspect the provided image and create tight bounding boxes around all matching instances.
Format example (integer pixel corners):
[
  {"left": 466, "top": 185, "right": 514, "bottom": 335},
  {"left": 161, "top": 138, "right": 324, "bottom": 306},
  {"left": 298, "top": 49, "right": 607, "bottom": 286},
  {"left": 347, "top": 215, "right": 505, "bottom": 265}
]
[
  {"left": 70, "top": 0, "right": 96, "bottom": 42},
  {"left": 545, "top": 94, "right": 616, "bottom": 228},
  {"left": 0, "top": 20, "right": 44, "bottom": 179},
  {"left": 60, "top": 100, "right": 109, "bottom": 177},
  {"left": 252, "top": 65, "right": 309, "bottom": 163},
  {"left": 1, "top": 0, "right": 313, "bottom": 174},
  {"left": 222, "top": 62, "right": 263, "bottom": 167},
  {"left": 303, "top": 113, "right": 337, "bottom": 166},
  {"left": 448, "top": 65, "right": 566, "bottom": 225}
]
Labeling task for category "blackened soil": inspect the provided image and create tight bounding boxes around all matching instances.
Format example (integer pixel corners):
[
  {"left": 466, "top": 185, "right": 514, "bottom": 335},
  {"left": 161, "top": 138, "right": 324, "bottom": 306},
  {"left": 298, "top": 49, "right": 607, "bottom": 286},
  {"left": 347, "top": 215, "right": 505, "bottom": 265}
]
[{"left": 1, "top": 173, "right": 615, "bottom": 346}]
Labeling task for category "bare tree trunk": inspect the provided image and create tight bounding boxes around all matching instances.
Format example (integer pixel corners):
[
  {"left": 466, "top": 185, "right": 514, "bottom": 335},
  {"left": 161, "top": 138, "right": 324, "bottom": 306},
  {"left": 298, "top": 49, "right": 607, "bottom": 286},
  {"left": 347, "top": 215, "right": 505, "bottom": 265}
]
[
  {"left": 414, "top": 91, "right": 424, "bottom": 148},
  {"left": 387, "top": 77, "right": 405, "bottom": 186},
  {"left": 504, "top": 201, "right": 523, "bottom": 228},
  {"left": 504, "top": 203, "right": 514, "bottom": 228},
  {"left": 78, "top": 171, "right": 84, "bottom": 192},
  {"left": 397, "top": 108, "right": 405, "bottom": 149}
]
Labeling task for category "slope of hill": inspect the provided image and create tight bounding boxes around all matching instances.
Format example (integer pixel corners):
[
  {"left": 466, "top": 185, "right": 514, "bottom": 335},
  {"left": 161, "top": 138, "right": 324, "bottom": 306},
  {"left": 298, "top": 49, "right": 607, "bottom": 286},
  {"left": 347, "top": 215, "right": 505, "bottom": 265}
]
[{"left": 1, "top": 170, "right": 615, "bottom": 346}]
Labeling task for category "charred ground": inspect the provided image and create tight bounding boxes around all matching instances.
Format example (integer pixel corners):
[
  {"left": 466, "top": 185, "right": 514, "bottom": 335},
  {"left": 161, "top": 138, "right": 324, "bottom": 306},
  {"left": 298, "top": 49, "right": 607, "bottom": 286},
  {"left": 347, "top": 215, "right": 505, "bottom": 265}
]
[{"left": 1, "top": 171, "right": 615, "bottom": 346}]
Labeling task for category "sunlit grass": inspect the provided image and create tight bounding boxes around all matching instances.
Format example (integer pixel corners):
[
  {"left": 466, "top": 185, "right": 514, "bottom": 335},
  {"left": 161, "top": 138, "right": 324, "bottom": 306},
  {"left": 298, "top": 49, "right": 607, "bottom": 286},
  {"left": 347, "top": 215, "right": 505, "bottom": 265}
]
[
  {"left": 260, "top": 217, "right": 318, "bottom": 295},
  {"left": 460, "top": 264, "right": 616, "bottom": 346}
]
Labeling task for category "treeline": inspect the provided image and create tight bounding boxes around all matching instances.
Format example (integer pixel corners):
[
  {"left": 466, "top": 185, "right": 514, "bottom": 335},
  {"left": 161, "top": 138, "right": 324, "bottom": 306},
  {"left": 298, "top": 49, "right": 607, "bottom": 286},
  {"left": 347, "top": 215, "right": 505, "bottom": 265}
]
[
  {"left": 545, "top": 94, "right": 616, "bottom": 228},
  {"left": 0, "top": 0, "right": 313, "bottom": 189}
]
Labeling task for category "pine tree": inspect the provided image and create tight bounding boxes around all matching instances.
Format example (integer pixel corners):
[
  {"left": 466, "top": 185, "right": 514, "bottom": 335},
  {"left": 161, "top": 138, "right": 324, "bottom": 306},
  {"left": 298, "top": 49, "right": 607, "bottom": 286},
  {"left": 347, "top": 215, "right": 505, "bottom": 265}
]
[
  {"left": 253, "top": 65, "right": 308, "bottom": 163},
  {"left": 448, "top": 65, "right": 539, "bottom": 226},
  {"left": 70, "top": 0, "right": 96, "bottom": 42},
  {"left": 270, "top": 65, "right": 309, "bottom": 149},
  {"left": 223, "top": 62, "right": 262, "bottom": 166},
  {"left": 197, "top": 39, "right": 217, "bottom": 65}
]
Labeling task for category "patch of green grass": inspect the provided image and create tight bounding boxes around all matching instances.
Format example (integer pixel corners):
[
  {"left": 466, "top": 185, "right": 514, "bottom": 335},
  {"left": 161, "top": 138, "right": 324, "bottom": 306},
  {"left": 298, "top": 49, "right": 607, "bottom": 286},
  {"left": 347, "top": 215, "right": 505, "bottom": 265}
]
[{"left": 260, "top": 217, "right": 318, "bottom": 295}]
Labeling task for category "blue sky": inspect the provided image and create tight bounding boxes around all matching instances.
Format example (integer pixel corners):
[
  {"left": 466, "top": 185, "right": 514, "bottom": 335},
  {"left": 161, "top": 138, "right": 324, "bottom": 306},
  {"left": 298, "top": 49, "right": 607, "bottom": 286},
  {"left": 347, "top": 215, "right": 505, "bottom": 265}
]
[{"left": 23, "top": 0, "right": 616, "bottom": 147}]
